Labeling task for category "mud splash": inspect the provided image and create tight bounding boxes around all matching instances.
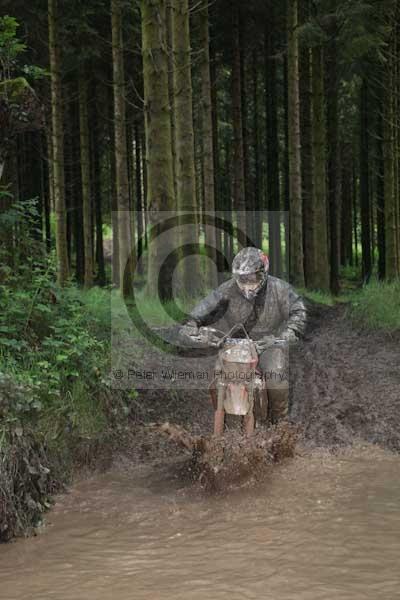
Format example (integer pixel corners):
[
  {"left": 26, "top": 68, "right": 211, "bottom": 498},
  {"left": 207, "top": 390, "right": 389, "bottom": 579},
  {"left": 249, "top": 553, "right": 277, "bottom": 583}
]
[{"left": 157, "top": 422, "right": 299, "bottom": 492}]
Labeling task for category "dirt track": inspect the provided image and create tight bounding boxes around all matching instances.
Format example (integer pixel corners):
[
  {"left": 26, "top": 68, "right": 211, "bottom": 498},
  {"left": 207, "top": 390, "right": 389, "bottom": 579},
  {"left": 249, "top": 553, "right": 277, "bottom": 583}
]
[{"left": 129, "top": 301, "right": 400, "bottom": 470}]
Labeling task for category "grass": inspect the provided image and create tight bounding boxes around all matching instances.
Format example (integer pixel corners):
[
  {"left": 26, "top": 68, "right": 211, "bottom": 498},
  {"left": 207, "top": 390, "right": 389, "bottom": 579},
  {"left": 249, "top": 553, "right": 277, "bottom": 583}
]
[
  {"left": 125, "top": 288, "right": 208, "bottom": 328},
  {"left": 298, "top": 288, "right": 337, "bottom": 306},
  {"left": 299, "top": 276, "right": 400, "bottom": 333},
  {"left": 348, "top": 279, "right": 400, "bottom": 332}
]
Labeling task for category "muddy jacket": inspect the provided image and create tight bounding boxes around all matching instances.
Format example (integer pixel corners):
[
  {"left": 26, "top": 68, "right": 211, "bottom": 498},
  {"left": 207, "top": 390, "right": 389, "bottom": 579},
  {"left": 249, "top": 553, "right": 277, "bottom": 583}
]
[{"left": 188, "top": 275, "right": 307, "bottom": 343}]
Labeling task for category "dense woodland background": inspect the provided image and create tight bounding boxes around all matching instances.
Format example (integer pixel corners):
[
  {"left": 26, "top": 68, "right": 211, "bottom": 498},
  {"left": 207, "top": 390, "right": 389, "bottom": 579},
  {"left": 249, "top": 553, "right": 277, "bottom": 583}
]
[{"left": 1, "top": 0, "right": 400, "bottom": 297}]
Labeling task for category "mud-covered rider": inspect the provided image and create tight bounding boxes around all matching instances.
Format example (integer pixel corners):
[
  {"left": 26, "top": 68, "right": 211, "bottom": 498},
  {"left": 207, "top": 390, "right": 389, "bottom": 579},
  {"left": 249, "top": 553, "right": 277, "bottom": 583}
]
[{"left": 180, "top": 247, "right": 307, "bottom": 423}]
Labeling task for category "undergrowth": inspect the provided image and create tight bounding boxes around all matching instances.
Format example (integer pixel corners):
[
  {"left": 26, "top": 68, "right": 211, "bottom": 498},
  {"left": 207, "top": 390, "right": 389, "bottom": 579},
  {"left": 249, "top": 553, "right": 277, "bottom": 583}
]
[
  {"left": 348, "top": 279, "right": 400, "bottom": 332},
  {"left": 0, "top": 201, "right": 132, "bottom": 541}
]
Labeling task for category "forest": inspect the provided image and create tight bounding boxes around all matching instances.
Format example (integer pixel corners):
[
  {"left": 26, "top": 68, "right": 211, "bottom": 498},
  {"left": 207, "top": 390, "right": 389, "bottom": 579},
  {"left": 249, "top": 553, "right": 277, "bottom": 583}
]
[
  {"left": 2, "top": 0, "right": 400, "bottom": 294},
  {"left": 1, "top": 0, "right": 400, "bottom": 547}
]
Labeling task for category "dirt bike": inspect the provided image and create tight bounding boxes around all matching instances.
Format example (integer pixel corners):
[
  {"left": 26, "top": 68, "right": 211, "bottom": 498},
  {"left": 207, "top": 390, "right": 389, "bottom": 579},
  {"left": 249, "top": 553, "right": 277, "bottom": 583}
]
[{"left": 187, "top": 324, "right": 276, "bottom": 437}]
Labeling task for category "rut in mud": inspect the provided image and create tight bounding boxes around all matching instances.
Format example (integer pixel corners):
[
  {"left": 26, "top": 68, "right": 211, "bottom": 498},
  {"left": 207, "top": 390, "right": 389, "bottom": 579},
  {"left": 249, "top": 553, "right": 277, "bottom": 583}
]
[{"left": 134, "top": 301, "right": 400, "bottom": 472}]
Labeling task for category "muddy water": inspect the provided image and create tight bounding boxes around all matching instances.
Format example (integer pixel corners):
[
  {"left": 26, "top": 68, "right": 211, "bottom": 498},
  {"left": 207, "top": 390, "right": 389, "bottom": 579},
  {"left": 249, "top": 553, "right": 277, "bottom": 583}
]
[{"left": 1, "top": 446, "right": 399, "bottom": 600}]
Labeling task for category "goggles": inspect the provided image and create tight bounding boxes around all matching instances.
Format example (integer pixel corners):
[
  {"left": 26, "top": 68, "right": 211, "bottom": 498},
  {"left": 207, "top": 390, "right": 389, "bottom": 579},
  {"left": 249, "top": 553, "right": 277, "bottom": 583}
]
[{"left": 234, "top": 271, "right": 265, "bottom": 285}]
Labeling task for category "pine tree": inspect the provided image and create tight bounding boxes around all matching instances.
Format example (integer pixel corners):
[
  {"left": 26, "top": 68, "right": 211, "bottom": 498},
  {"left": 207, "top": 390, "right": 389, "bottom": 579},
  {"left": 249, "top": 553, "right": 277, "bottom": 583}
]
[
  {"left": 310, "top": 44, "right": 329, "bottom": 290},
  {"left": 383, "top": 12, "right": 399, "bottom": 279},
  {"left": 359, "top": 78, "right": 372, "bottom": 280},
  {"left": 141, "top": 0, "right": 176, "bottom": 299},
  {"left": 198, "top": 0, "right": 218, "bottom": 288},
  {"left": 111, "top": 0, "right": 134, "bottom": 296},
  {"left": 231, "top": 4, "right": 247, "bottom": 245},
  {"left": 265, "top": 8, "right": 282, "bottom": 277},
  {"left": 287, "top": 0, "right": 304, "bottom": 286},
  {"left": 48, "top": 0, "right": 69, "bottom": 285},
  {"left": 171, "top": 0, "right": 201, "bottom": 294},
  {"left": 299, "top": 0, "right": 314, "bottom": 286},
  {"left": 78, "top": 69, "right": 94, "bottom": 288}
]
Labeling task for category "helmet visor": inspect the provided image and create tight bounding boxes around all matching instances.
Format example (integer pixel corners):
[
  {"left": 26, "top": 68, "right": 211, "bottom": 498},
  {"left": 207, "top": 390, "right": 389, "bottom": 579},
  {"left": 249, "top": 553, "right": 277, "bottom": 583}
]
[
  {"left": 234, "top": 271, "right": 265, "bottom": 299},
  {"left": 234, "top": 272, "right": 265, "bottom": 285}
]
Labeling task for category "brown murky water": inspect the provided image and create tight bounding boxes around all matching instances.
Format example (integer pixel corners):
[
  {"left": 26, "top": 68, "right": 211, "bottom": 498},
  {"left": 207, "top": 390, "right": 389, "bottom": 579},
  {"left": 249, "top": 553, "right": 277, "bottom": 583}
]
[{"left": 1, "top": 445, "right": 399, "bottom": 600}]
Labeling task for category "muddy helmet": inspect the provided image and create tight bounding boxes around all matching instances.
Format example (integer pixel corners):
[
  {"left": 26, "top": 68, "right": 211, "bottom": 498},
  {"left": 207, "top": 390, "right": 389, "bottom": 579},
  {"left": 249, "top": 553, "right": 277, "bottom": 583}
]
[{"left": 232, "top": 247, "right": 269, "bottom": 300}]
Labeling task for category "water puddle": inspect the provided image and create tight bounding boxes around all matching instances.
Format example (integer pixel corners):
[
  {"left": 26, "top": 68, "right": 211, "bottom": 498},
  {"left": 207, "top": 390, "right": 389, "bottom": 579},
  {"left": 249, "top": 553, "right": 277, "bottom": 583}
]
[{"left": 0, "top": 445, "right": 399, "bottom": 600}]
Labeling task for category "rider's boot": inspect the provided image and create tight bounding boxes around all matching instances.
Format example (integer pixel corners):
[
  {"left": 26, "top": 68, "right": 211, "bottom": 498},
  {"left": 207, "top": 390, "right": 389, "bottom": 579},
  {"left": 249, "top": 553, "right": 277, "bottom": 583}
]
[
  {"left": 243, "top": 413, "right": 255, "bottom": 436},
  {"left": 268, "top": 388, "right": 289, "bottom": 424},
  {"left": 214, "top": 409, "right": 225, "bottom": 436}
]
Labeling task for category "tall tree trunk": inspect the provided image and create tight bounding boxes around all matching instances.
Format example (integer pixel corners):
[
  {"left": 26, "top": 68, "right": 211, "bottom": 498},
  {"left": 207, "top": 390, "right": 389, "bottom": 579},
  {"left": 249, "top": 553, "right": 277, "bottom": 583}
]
[
  {"left": 199, "top": 0, "right": 217, "bottom": 288},
  {"left": 224, "top": 140, "right": 234, "bottom": 266},
  {"left": 111, "top": 0, "right": 133, "bottom": 296},
  {"left": 134, "top": 122, "right": 144, "bottom": 274},
  {"left": 240, "top": 17, "right": 253, "bottom": 243},
  {"left": 265, "top": 15, "right": 282, "bottom": 277},
  {"left": 310, "top": 45, "right": 329, "bottom": 290},
  {"left": 283, "top": 58, "right": 290, "bottom": 274},
  {"left": 383, "top": 29, "right": 399, "bottom": 279},
  {"left": 42, "top": 132, "right": 52, "bottom": 252},
  {"left": 299, "top": 1, "right": 313, "bottom": 285},
  {"left": 352, "top": 165, "right": 359, "bottom": 268},
  {"left": 395, "top": 18, "right": 400, "bottom": 274},
  {"left": 359, "top": 78, "right": 372, "bottom": 281},
  {"left": 108, "top": 83, "right": 120, "bottom": 287},
  {"left": 91, "top": 88, "right": 106, "bottom": 286},
  {"left": 141, "top": 0, "right": 176, "bottom": 299},
  {"left": 126, "top": 118, "right": 137, "bottom": 268},
  {"left": 64, "top": 96, "right": 73, "bottom": 265},
  {"left": 70, "top": 98, "right": 84, "bottom": 284},
  {"left": 210, "top": 39, "right": 224, "bottom": 277},
  {"left": 287, "top": 0, "right": 304, "bottom": 286},
  {"left": 376, "top": 76, "right": 385, "bottom": 279},
  {"left": 341, "top": 144, "right": 353, "bottom": 266},
  {"left": 231, "top": 4, "right": 247, "bottom": 245},
  {"left": 166, "top": 0, "right": 177, "bottom": 201},
  {"left": 48, "top": 0, "right": 69, "bottom": 285},
  {"left": 252, "top": 47, "right": 262, "bottom": 249},
  {"left": 78, "top": 70, "right": 94, "bottom": 288},
  {"left": 141, "top": 126, "right": 148, "bottom": 251},
  {"left": 325, "top": 28, "right": 340, "bottom": 294},
  {"left": 172, "top": 0, "right": 201, "bottom": 294}
]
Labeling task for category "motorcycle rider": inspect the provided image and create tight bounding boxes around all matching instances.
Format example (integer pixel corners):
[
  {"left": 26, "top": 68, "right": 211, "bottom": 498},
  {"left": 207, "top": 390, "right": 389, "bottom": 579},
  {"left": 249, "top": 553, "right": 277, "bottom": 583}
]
[{"left": 180, "top": 247, "right": 307, "bottom": 423}]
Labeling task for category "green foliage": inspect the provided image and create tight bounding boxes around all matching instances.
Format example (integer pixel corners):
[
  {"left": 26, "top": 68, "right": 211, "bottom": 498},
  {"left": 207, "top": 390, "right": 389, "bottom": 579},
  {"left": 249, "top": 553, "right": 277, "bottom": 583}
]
[
  {"left": 0, "top": 75, "right": 31, "bottom": 99},
  {"left": 299, "top": 0, "right": 389, "bottom": 77},
  {"left": 349, "top": 280, "right": 400, "bottom": 331},
  {"left": 0, "top": 279, "right": 111, "bottom": 425},
  {"left": 0, "top": 217, "right": 133, "bottom": 445},
  {"left": 128, "top": 289, "right": 204, "bottom": 327},
  {"left": 0, "top": 15, "right": 26, "bottom": 79},
  {"left": 297, "top": 288, "right": 336, "bottom": 306},
  {"left": 0, "top": 197, "right": 47, "bottom": 281},
  {"left": 21, "top": 64, "right": 48, "bottom": 82},
  {"left": 0, "top": 372, "right": 42, "bottom": 429}
]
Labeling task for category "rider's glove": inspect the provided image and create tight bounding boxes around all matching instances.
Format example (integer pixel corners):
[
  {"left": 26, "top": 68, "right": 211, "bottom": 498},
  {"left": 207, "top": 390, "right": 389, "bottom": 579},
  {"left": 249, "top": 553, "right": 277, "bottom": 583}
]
[
  {"left": 255, "top": 336, "right": 276, "bottom": 354},
  {"left": 179, "top": 320, "right": 199, "bottom": 343},
  {"left": 277, "top": 328, "right": 298, "bottom": 344}
]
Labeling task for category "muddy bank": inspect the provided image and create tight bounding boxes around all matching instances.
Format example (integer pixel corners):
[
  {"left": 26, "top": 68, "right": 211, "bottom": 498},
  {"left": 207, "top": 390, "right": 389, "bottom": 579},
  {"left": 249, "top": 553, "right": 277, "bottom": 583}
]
[{"left": 290, "top": 302, "right": 400, "bottom": 451}]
